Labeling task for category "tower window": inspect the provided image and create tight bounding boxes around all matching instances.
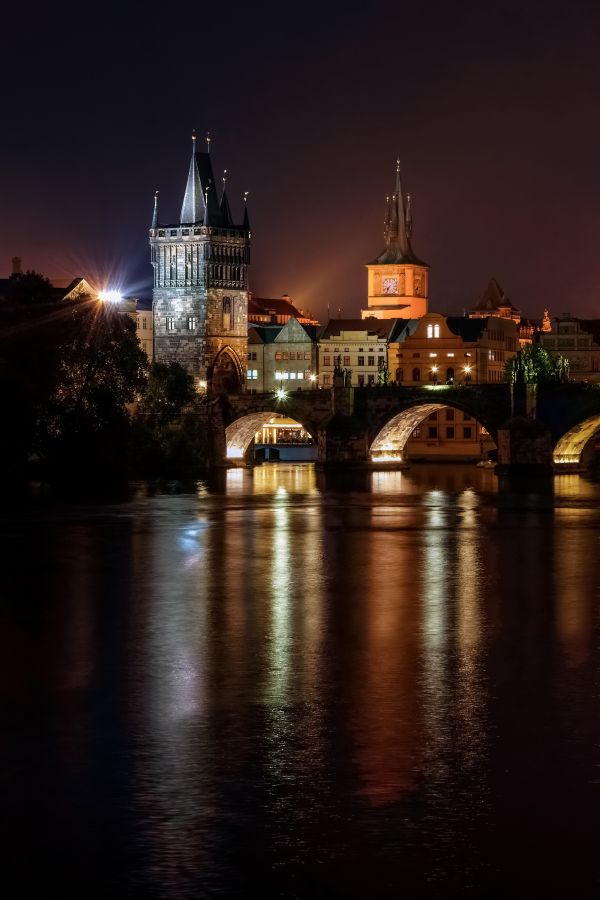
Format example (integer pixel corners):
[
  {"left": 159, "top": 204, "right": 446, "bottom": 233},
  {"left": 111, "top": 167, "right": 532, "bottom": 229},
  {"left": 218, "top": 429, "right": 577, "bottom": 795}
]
[
  {"left": 223, "top": 297, "right": 232, "bottom": 331},
  {"left": 187, "top": 316, "right": 197, "bottom": 330},
  {"left": 166, "top": 316, "right": 175, "bottom": 331}
]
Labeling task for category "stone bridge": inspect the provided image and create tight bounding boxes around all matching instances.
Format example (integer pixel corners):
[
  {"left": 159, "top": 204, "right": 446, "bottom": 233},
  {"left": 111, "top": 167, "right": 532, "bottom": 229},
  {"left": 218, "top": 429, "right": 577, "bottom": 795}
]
[{"left": 199, "top": 381, "right": 600, "bottom": 471}]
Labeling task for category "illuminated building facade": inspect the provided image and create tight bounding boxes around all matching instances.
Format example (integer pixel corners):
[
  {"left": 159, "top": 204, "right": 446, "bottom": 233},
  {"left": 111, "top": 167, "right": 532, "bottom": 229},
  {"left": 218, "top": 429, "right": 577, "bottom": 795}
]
[
  {"left": 135, "top": 298, "right": 153, "bottom": 361},
  {"left": 247, "top": 317, "right": 318, "bottom": 391},
  {"left": 149, "top": 135, "right": 251, "bottom": 392},
  {"left": 248, "top": 294, "right": 319, "bottom": 326},
  {"left": 388, "top": 312, "right": 518, "bottom": 385},
  {"left": 540, "top": 315, "right": 600, "bottom": 383},
  {"left": 318, "top": 319, "right": 394, "bottom": 387},
  {"left": 362, "top": 161, "right": 429, "bottom": 321}
]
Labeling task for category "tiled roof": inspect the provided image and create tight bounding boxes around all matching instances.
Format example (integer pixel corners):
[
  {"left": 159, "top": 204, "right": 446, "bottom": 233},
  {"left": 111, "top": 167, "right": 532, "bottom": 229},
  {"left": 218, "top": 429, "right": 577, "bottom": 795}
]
[
  {"left": 472, "top": 277, "right": 518, "bottom": 312},
  {"left": 319, "top": 317, "right": 398, "bottom": 340},
  {"left": 446, "top": 317, "right": 487, "bottom": 341}
]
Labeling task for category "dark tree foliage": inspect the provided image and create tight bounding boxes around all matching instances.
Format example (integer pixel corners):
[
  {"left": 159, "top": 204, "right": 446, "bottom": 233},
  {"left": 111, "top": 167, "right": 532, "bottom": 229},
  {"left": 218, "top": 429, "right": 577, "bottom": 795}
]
[
  {"left": 6, "top": 270, "right": 55, "bottom": 306},
  {"left": 36, "top": 300, "right": 148, "bottom": 479},
  {"left": 132, "top": 362, "right": 210, "bottom": 476},
  {"left": 139, "top": 361, "right": 197, "bottom": 425}
]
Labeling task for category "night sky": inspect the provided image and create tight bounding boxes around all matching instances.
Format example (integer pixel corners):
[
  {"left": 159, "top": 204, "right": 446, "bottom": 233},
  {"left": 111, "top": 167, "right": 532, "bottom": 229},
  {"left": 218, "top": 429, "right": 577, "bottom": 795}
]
[{"left": 2, "top": 0, "right": 600, "bottom": 319}]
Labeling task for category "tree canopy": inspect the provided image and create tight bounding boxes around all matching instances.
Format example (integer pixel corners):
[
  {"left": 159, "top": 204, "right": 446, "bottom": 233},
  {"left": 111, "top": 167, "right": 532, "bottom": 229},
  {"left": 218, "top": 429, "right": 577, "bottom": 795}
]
[{"left": 504, "top": 344, "right": 570, "bottom": 384}]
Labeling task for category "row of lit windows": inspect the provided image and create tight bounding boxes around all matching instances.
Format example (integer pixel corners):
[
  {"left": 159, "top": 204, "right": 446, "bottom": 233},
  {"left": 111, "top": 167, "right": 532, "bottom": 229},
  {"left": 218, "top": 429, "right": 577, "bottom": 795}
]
[
  {"left": 322, "top": 355, "right": 385, "bottom": 367},
  {"left": 275, "top": 371, "right": 310, "bottom": 380},
  {"left": 322, "top": 374, "right": 377, "bottom": 386},
  {"left": 136, "top": 318, "right": 149, "bottom": 330},
  {"left": 166, "top": 316, "right": 198, "bottom": 331},
  {"left": 275, "top": 351, "right": 311, "bottom": 360}
]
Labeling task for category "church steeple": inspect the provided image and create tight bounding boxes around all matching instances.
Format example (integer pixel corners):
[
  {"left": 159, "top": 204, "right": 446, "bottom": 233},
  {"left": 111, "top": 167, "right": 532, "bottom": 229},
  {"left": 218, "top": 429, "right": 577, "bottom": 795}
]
[
  {"left": 242, "top": 192, "right": 251, "bottom": 231},
  {"left": 372, "top": 160, "right": 426, "bottom": 266},
  {"left": 151, "top": 190, "right": 159, "bottom": 228},
  {"left": 180, "top": 131, "right": 206, "bottom": 224}
]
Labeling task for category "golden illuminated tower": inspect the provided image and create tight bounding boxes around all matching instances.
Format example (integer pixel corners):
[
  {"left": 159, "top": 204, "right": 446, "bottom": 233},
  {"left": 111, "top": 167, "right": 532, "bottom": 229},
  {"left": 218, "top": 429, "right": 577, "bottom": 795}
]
[{"left": 362, "top": 160, "right": 429, "bottom": 320}]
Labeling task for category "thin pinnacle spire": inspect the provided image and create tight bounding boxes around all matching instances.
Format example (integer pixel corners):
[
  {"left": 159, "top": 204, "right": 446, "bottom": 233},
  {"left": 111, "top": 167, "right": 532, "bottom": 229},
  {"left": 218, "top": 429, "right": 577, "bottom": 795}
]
[{"left": 151, "top": 190, "right": 159, "bottom": 228}]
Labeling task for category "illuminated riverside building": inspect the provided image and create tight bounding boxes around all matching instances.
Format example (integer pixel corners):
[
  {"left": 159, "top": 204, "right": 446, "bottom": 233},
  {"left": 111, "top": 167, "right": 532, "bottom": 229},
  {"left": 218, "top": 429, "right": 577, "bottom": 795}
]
[
  {"left": 247, "top": 317, "right": 318, "bottom": 391},
  {"left": 361, "top": 161, "right": 429, "bottom": 321},
  {"left": 248, "top": 294, "right": 319, "bottom": 326},
  {"left": 468, "top": 277, "right": 548, "bottom": 347},
  {"left": 540, "top": 315, "right": 600, "bottom": 383},
  {"left": 317, "top": 319, "right": 394, "bottom": 387},
  {"left": 388, "top": 312, "right": 518, "bottom": 385}
]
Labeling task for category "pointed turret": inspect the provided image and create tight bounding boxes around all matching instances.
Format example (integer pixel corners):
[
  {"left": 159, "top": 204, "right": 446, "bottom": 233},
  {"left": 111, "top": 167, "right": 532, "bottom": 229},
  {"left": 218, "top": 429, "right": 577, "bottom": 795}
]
[
  {"left": 203, "top": 186, "right": 211, "bottom": 226},
  {"left": 394, "top": 159, "right": 409, "bottom": 257},
  {"left": 151, "top": 190, "right": 159, "bottom": 228},
  {"left": 180, "top": 132, "right": 206, "bottom": 224},
  {"left": 406, "top": 192, "right": 412, "bottom": 239},
  {"left": 219, "top": 169, "right": 234, "bottom": 227},
  {"left": 242, "top": 192, "right": 251, "bottom": 231}
]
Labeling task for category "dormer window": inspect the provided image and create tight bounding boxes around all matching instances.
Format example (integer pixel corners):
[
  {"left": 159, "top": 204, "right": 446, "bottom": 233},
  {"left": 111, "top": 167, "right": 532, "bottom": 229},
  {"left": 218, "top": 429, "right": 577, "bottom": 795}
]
[{"left": 427, "top": 324, "right": 440, "bottom": 339}]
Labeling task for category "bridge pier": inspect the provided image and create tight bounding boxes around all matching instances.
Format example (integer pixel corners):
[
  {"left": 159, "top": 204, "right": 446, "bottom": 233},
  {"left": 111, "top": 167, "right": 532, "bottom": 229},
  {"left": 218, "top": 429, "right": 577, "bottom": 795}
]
[{"left": 496, "top": 416, "right": 554, "bottom": 477}]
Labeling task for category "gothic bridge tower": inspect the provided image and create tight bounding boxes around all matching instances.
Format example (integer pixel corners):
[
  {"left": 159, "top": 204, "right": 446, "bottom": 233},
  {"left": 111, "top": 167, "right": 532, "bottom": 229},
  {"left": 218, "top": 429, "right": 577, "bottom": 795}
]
[
  {"left": 361, "top": 160, "right": 429, "bottom": 320},
  {"left": 150, "top": 134, "right": 251, "bottom": 393}
]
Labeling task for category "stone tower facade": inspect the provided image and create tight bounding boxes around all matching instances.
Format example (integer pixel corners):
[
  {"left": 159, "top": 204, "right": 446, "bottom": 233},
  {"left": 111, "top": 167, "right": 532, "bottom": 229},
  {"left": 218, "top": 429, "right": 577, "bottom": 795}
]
[
  {"left": 361, "top": 161, "right": 429, "bottom": 320},
  {"left": 150, "top": 136, "right": 251, "bottom": 393}
]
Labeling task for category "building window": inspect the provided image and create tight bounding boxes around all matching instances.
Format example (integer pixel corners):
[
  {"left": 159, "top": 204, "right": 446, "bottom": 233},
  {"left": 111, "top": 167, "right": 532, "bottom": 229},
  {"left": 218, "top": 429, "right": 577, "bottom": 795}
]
[
  {"left": 428, "top": 426, "right": 438, "bottom": 438},
  {"left": 446, "top": 427, "right": 455, "bottom": 439},
  {"left": 275, "top": 352, "right": 282, "bottom": 361},
  {"left": 343, "top": 356, "right": 351, "bottom": 366},
  {"left": 412, "top": 367, "right": 420, "bottom": 381},
  {"left": 166, "top": 316, "right": 175, "bottom": 331},
  {"left": 323, "top": 355, "right": 331, "bottom": 366},
  {"left": 358, "top": 374, "right": 365, "bottom": 386},
  {"left": 396, "top": 368, "right": 404, "bottom": 382},
  {"left": 136, "top": 317, "right": 140, "bottom": 330},
  {"left": 368, "top": 356, "right": 375, "bottom": 366},
  {"left": 246, "top": 369, "right": 258, "bottom": 380},
  {"left": 358, "top": 356, "right": 365, "bottom": 366},
  {"left": 323, "top": 374, "right": 331, "bottom": 385},
  {"left": 445, "top": 409, "right": 455, "bottom": 421},
  {"left": 378, "top": 355, "right": 385, "bottom": 365},
  {"left": 367, "top": 374, "right": 375, "bottom": 385},
  {"left": 142, "top": 318, "right": 147, "bottom": 329},
  {"left": 412, "top": 426, "right": 421, "bottom": 438},
  {"left": 427, "top": 323, "right": 441, "bottom": 339},
  {"left": 187, "top": 316, "right": 197, "bottom": 330},
  {"left": 249, "top": 351, "right": 257, "bottom": 361},
  {"left": 446, "top": 367, "right": 455, "bottom": 384},
  {"left": 282, "top": 352, "right": 289, "bottom": 360},
  {"left": 413, "top": 352, "right": 420, "bottom": 358},
  {"left": 223, "top": 297, "right": 232, "bottom": 330},
  {"left": 304, "top": 351, "right": 311, "bottom": 360},
  {"left": 463, "top": 426, "right": 473, "bottom": 439},
  {"left": 290, "top": 372, "right": 296, "bottom": 379}
]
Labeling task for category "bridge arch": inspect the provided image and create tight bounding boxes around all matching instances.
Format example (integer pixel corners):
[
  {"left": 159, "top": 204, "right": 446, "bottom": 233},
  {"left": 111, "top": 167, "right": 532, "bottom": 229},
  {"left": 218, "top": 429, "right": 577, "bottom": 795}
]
[
  {"left": 553, "top": 414, "right": 600, "bottom": 466},
  {"left": 369, "top": 400, "right": 497, "bottom": 461},
  {"left": 225, "top": 410, "right": 316, "bottom": 460}
]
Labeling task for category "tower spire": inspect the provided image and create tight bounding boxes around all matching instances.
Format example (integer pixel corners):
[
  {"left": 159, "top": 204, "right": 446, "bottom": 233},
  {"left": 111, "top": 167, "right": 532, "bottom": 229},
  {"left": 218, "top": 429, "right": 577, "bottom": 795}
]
[
  {"left": 180, "top": 131, "right": 206, "bottom": 224},
  {"left": 384, "top": 194, "right": 391, "bottom": 244},
  {"left": 395, "top": 158, "right": 409, "bottom": 256},
  {"left": 406, "top": 192, "right": 412, "bottom": 238},
  {"left": 203, "top": 185, "right": 210, "bottom": 226},
  {"left": 151, "top": 190, "right": 159, "bottom": 228},
  {"left": 242, "top": 191, "right": 251, "bottom": 231},
  {"left": 206, "top": 131, "right": 211, "bottom": 153}
]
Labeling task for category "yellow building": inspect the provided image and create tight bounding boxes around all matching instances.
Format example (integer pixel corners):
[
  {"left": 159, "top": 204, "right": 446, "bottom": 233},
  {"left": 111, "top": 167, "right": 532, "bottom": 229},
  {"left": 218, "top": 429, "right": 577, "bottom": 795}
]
[
  {"left": 362, "top": 161, "right": 429, "bottom": 321},
  {"left": 388, "top": 312, "right": 518, "bottom": 385}
]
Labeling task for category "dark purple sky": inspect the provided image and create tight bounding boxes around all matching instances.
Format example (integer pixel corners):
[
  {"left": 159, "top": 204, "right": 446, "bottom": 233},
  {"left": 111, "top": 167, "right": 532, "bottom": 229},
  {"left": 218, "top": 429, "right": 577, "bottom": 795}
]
[{"left": 2, "top": 1, "right": 600, "bottom": 319}]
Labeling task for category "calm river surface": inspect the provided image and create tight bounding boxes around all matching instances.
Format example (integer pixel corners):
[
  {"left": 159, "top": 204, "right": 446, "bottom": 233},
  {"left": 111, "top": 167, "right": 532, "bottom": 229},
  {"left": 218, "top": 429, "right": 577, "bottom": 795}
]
[{"left": 2, "top": 463, "right": 600, "bottom": 898}]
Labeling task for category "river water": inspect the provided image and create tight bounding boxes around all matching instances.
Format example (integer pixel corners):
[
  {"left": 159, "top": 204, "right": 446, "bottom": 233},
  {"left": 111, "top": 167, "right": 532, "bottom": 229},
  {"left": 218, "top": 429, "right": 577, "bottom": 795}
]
[{"left": 2, "top": 463, "right": 600, "bottom": 898}]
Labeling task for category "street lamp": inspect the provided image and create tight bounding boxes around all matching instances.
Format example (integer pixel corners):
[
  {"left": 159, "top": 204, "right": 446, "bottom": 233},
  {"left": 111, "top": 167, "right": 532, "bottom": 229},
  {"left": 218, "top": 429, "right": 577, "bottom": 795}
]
[
  {"left": 98, "top": 289, "right": 123, "bottom": 303},
  {"left": 275, "top": 388, "right": 288, "bottom": 401},
  {"left": 431, "top": 364, "right": 438, "bottom": 386},
  {"left": 464, "top": 364, "right": 472, "bottom": 385},
  {"left": 309, "top": 373, "right": 318, "bottom": 389}
]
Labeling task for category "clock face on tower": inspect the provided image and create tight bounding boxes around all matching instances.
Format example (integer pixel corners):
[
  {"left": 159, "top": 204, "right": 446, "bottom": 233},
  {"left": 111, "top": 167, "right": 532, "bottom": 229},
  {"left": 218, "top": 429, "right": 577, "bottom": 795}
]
[{"left": 382, "top": 276, "right": 398, "bottom": 295}]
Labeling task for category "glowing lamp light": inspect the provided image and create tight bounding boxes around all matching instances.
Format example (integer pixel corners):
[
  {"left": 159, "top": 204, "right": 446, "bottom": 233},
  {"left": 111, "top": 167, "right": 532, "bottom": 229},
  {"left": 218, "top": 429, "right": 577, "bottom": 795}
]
[
  {"left": 431, "top": 365, "right": 438, "bottom": 373},
  {"left": 309, "top": 374, "right": 317, "bottom": 382},
  {"left": 98, "top": 289, "right": 123, "bottom": 303},
  {"left": 464, "top": 365, "right": 472, "bottom": 374},
  {"left": 198, "top": 379, "right": 208, "bottom": 391},
  {"left": 275, "top": 388, "right": 288, "bottom": 401}
]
